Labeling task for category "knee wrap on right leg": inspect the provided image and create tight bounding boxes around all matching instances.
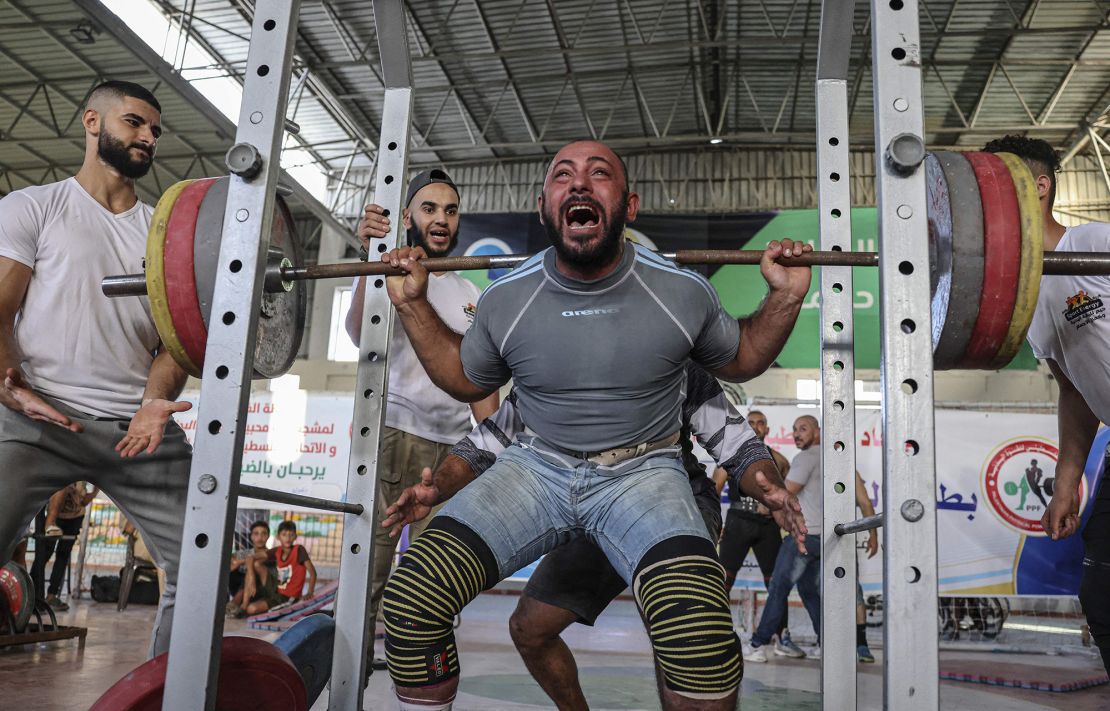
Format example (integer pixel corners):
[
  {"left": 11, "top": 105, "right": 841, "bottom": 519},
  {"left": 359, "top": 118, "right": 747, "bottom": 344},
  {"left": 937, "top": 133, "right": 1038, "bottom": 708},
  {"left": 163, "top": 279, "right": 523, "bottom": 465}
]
[
  {"left": 633, "top": 537, "right": 742, "bottom": 699},
  {"left": 383, "top": 518, "right": 497, "bottom": 689}
]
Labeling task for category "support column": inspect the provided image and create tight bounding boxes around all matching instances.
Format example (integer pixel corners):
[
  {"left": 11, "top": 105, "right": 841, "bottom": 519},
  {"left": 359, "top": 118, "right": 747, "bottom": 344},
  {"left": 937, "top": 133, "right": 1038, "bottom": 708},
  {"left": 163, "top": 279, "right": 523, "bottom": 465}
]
[
  {"left": 816, "top": 0, "right": 858, "bottom": 707},
  {"left": 870, "top": 0, "right": 940, "bottom": 706},
  {"left": 162, "top": 2, "right": 302, "bottom": 709}
]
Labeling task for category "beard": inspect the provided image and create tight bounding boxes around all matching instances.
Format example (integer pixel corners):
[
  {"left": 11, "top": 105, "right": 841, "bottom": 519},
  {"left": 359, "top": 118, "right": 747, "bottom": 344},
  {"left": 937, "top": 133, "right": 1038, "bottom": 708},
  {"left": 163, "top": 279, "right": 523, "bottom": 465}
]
[
  {"left": 542, "top": 193, "right": 627, "bottom": 268},
  {"left": 407, "top": 222, "right": 458, "bottom": 257},
  {"left": 97, "top": 130, "right": 153, "bottom": 179}
]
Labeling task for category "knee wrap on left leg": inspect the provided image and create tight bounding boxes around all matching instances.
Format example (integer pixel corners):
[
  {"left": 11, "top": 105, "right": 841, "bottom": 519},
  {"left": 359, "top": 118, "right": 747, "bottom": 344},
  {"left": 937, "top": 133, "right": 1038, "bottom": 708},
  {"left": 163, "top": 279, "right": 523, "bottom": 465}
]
[
  {"left": 633, "top": 537, "right": 742, "bottom": 699},
  {"left": 383, "top": 518, "right": 496, "bottom": 689}
]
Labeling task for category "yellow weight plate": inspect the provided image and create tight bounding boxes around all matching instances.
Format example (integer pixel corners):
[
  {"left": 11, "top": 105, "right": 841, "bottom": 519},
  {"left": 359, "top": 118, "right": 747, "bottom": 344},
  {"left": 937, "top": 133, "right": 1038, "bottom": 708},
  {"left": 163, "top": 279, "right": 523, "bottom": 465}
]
[
  {"left": 146, "top": 180, "right": 201, "bottom": 377},
  {"left": 991, "top": 152, "right": 1044, "bottom": 369}
]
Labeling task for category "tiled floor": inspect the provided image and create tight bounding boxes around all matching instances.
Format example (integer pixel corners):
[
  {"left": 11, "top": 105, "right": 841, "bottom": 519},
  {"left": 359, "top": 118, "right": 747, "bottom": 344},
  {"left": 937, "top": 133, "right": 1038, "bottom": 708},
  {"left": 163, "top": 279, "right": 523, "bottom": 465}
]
[{"left": 2, "top": 594, "right": 1108, "bottom": 710}]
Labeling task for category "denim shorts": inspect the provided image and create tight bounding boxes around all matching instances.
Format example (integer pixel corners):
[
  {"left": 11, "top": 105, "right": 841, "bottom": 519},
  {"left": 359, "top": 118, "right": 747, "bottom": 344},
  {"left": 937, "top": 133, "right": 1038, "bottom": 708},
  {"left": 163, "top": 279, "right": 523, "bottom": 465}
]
[{"left": 437, "top": 442, "right": 712, "bottom": 584}]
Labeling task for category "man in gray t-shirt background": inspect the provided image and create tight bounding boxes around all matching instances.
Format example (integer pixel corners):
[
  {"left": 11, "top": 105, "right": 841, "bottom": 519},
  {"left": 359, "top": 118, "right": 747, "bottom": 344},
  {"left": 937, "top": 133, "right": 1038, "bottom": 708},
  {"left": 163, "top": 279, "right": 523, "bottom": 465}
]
[
  {"left": 744, "top": 415, "right": 880, "bottom": 664},
  {"left": 376, "top": 139, "right": 812, "bottom": 710}
]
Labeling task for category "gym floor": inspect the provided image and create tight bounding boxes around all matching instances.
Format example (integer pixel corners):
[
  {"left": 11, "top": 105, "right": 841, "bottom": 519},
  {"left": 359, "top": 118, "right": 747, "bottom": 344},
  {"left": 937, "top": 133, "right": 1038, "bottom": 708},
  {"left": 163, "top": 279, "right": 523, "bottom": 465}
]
[{"left": 3, "top": 594, "right": 1108, "bottom": 710}]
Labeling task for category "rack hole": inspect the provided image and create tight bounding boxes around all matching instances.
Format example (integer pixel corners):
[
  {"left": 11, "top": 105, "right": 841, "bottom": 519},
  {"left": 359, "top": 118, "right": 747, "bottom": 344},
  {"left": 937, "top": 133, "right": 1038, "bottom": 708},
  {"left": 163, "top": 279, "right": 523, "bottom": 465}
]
[
  {"left": 833, "top": 441, "right": 845, "bottom": 452},
  {"left": 195, "top": 533, "right": 209, "bottom": 548},
  {"left": 831, "top": 208, "right": 842, "bottom": 218},
  {"left": 229, "top": 259, "right": 242, "bottom": 273},
  {"left": 371, "top": 315, "right": 381, "bottom": 325},
  {"left": 829, "top": 137, "right": 839, "bottom": 146},
  {"left": 833, "top": 400, "right": 844, "bottom": 411},
  {"left": 833, "top": 360, "right": 844, "bottom": 371},
  {"left": 351, "top": 544, "right": 361, "bottom": 554},
  {"left": 898, "top": 260, "right": 914, "bottom": 275},
  {"left": 363, "top": 388, "right": 373, "bottom": 399},
  {"left": 834, "top": 566, "right": 846, "bottom": 578},
  {"left": 834, "top": 482, "right": 846, "bottom": 494},
  {"left": 892, "top": 47, "right": 907, "bottom": 60},
  {"left": 830, "top": 172, "right": 841, "bottom": 182},
  {"left": 257, "top": 64, "right": 270, "bottom": 77},
  {"left": 905, "top": 566, "right": 921, "bottom": 583},
  {"left": 263, "top": 19, "right": 276, "bottom": 30},
  {"left": 901, "top": 318, "right": 915, "bottom": 334},
  {"left": 368, "top": 351, "right": 379, "bottom": 362},
  {"left": 374, "top": 279, "right": 384, "bottom": 289},
  {"left": 222, "top": 311, "right": 235, "bottom": 325},
  {"left": 832, "top": 282, "right": 843, "bottom": 293},
  {"left": 905, "top": 439, "right": 920, "bottom": 456},
  {"left": 208, "top": 420, "right": 221, "bottom": 435},
  {"left": 381, "top": 208, "right": 390, "bottom": 217},
  {"left": 833, "top": 321, "right": 843, "bottom": 332},
  {"left": 378, "top": 243, "right": 387, "bottom": 253},
  {"left": 216, "top": 366, "right": 229, "bottom": 379},
  {"left": 890, "top": 0, "right": 904, "bottom": 8},
  {"left": 388, "top": 141, "right": 398, "bottom": 151},
  {"left": 901, "top": 378, "right": 918, "bottom": 394},
  {"left": 360, "top": 426, "right": 370, "bottom": 437},
  {"left": 384, "top": 175, "right": 394, "bottom": 185},
  {"left": 831, "top": 245, "right": 843, "bottom": 251}
]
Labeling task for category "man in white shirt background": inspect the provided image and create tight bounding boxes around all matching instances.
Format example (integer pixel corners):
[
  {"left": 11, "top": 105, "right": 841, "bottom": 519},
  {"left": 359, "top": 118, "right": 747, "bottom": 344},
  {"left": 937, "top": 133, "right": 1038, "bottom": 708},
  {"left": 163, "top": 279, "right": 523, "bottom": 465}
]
[
  {"left": 346, "top": 170, "right": 498, "bottom": 667},
  {"left": 985, "top": 135, "right": 1110, "bottom": 673}
]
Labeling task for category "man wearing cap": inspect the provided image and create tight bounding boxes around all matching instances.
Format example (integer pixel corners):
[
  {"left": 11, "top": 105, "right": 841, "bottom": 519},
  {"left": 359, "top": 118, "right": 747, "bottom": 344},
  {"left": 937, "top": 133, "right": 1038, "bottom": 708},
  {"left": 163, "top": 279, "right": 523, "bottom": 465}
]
[{"left": 346, "top": 169, "right": 499, "bottom": 650}]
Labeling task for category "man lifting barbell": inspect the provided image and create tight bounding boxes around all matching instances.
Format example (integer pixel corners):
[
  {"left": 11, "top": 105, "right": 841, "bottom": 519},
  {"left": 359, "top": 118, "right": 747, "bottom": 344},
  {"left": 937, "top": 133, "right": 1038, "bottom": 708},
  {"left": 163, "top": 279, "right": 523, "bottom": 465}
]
[
  {"left": 377, "top": 138, "right": 813, "bottom": 710},
  {"left": 380, "top": 362, "right": 807, "bottom": 709},
  {"left": 0, "top": 80, "right": 192, "bottom": 657},
  {"left": 986, "top": 135, "right": 1110, "bottom": 675}
]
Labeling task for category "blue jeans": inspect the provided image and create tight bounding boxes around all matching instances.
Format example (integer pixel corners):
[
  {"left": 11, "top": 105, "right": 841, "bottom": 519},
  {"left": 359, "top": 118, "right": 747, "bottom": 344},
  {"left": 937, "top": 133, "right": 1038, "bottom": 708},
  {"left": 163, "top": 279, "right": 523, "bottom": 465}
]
[
  {"left": 437, "top": 441, "right": 711, "bottom": 584},
  {"left": 751, "top": 534, "right": 822, "bottom": 647}
]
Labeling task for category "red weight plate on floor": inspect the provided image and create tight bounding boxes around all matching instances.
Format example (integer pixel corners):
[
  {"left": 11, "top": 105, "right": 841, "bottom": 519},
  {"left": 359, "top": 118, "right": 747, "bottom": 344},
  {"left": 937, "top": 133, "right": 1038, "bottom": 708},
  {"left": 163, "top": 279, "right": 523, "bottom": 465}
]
[
  {"left": 164, "top": 177, "right": 218, "bottom": 377},
  {"left": 960, "top": 151, "right": 1022, "bottom": 368},
  {"left": 89, "top": 636, "right": 308, "bottom": 711}
]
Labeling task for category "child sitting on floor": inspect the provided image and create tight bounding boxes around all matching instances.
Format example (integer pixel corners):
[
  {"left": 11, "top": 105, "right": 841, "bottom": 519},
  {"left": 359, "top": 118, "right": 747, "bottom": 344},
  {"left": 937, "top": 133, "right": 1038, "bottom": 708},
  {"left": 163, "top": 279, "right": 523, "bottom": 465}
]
[{"left": 239, "top": 520, "right": 317, "bottom": 615}]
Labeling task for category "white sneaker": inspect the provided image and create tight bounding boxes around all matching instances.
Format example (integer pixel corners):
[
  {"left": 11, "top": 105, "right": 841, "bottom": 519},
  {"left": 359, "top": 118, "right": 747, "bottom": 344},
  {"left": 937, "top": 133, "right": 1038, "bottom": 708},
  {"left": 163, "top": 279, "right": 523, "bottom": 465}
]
[
  {"left": 804, "top": 645, "right": 822, "bottom": 660},
  {"left": 743, "top": 643, "right": 768, "bottom": 663}
]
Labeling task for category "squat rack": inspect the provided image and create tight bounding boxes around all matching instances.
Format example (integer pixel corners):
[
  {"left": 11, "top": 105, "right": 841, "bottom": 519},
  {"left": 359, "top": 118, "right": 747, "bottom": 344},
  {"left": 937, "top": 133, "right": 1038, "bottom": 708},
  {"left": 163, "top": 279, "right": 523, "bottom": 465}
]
[
  {"left": 155, "top": 0, "right": 943, "bottom": 709},
  {"left": 160, "top": 1, "right": 415, "bottom": 709}
]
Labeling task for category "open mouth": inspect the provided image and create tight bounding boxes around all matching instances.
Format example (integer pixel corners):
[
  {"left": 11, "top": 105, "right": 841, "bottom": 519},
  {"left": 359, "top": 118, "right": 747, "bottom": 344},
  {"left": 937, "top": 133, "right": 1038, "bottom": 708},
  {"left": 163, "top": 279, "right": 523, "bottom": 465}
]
[
  {"left": 427, "top": 228, "right": 451, "bottom": 243},
  {"left": 565, "top": 203, "right": 600, "bottom": 229}
]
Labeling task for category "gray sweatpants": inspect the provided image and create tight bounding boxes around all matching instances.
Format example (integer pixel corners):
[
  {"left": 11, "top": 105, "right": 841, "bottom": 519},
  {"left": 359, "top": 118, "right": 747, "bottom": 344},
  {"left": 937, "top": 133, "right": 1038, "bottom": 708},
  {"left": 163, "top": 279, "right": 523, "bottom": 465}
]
[{"left": 0, "top": 397, "right": 190, "bottom": 657}]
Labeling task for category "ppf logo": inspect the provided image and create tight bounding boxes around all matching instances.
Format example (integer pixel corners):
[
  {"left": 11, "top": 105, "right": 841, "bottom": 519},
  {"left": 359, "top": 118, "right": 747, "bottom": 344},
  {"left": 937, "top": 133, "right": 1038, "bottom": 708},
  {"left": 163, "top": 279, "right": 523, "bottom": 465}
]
[
  {"left": 981, "top": 438, "right": 1084, "bottom": 535},
  {"left": 561, "top": 308, "right": 619, "bottom": 317}
]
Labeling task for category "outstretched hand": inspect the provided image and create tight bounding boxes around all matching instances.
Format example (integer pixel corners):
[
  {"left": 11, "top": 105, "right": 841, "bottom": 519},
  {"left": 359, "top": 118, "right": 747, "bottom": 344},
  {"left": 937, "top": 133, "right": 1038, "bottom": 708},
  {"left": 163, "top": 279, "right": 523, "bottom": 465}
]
[
  {"left": 1, "top": 368, "right": 83, "bottom": 432},
  {"left": 748, "top": 468, "right": 809, "bottom": 553},
  {"left": 381, "top": 467, "right": 441, "bottom": 538},
  {"left": 760, "top": 238, "right": 813, "bottom": 303},
  {"left": 115, "top": 399, "right": 192, "bottom": 457}
]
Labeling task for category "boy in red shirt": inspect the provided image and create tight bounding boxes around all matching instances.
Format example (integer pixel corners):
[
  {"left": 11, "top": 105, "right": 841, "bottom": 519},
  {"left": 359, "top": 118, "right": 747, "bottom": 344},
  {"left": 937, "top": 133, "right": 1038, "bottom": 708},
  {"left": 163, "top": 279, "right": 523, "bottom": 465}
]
[{"left": 241, "top": 520, "right": 316, "bottom": 614}]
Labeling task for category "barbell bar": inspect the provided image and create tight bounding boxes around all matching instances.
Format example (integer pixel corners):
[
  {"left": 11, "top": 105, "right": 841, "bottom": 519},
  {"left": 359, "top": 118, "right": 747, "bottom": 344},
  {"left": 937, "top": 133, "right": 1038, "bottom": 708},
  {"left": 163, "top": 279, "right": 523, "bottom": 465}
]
[
  {"left": 101, "top": 248, "right": 1110, "bottom": 300},
  {"left": 99, "top": 151, "right": 1109, "bottom": 379}
]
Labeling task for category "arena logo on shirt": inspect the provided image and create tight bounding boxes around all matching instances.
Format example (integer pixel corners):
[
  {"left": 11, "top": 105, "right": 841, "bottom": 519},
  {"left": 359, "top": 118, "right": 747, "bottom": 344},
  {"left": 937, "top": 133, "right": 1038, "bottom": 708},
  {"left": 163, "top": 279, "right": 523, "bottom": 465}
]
[
  {"left": 981, "top": 437, "right": 1084, "bottom": 536},
  {"left": 1062, "top": 289, "right": 1105, "bottom": 330},
  {"left": 561, "top": 308, "right": 620, "bottom": 317}
]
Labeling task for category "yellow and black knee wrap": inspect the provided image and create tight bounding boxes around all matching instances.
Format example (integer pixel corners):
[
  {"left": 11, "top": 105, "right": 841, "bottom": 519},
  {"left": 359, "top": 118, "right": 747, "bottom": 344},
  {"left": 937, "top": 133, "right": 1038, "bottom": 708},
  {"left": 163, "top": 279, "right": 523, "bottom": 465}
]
[
  {"left": 633, "top": 536, "right": 742, "bottom": 699},
  {"left": 382, "top": 517, "right": 497, "bottom": 688}
]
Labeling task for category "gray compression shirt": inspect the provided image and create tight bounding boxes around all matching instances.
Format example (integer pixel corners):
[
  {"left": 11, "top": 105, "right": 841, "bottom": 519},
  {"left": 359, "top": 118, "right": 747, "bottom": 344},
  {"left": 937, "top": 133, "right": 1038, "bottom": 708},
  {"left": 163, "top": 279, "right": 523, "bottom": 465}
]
[{"left": 459, "top": 242, "right": 741, "bottom": 452}]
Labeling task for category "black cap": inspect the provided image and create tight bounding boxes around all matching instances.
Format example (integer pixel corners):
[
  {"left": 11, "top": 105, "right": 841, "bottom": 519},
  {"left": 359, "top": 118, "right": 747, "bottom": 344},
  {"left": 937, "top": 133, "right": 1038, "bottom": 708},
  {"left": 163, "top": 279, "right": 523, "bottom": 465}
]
[{"left": 405, "top": 169, "right": 460, "bottom": 208}]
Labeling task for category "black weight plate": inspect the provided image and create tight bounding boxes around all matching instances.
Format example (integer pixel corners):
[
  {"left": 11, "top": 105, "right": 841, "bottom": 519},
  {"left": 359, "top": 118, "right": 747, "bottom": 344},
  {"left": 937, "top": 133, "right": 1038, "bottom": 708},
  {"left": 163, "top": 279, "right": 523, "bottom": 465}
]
[
  {"left": 932, "top": 151, "right": 985, "bottom": 370},
  {"left": 194, "top": 177, "right": 305, "bottom": 379},
  {"left": 927, "top": 152, "right": 954, "bottom": 359}
]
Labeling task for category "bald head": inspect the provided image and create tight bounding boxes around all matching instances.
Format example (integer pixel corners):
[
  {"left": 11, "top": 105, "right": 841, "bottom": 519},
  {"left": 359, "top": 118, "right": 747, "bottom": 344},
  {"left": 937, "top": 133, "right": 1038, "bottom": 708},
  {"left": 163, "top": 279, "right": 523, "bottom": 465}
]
[
  {"left": 792, "top": 415, "right": 819, "bottom": 450},
  {"left": 544, "top": 140, "right": 629, "bottom": 191}
]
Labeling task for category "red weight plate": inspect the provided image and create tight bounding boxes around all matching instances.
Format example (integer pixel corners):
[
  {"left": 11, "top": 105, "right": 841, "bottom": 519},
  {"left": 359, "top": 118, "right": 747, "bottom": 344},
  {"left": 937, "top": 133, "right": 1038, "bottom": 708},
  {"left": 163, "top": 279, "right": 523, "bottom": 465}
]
[
  {"left": 164, "top": 177, "right": 219, "bottom": 375},
  {"left": 959, "top": 152, "right": 1022, "bottom": 368},
  {"left": 89, "top": 636, "right": 308, "bottom": 711},
  {"left": 0, "top": 562, "right": 34, "bottom": 633}
]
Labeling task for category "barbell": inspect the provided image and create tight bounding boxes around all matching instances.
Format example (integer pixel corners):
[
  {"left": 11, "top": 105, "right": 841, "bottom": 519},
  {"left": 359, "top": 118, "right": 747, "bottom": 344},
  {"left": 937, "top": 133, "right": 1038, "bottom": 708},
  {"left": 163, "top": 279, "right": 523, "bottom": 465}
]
[{"left": 102, "top": 152, "right": 1110, "bottom": 379}]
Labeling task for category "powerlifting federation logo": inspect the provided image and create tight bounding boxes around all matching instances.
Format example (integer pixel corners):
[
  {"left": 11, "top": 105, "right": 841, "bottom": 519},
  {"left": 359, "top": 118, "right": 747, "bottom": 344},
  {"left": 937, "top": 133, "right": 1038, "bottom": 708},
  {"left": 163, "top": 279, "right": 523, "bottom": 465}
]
[
  {"left": 981, "top": 438, "right": 1084, "bottom": 535},
  {"left": 1063, "top": 289, "right": 1105, "bottom": 330}
]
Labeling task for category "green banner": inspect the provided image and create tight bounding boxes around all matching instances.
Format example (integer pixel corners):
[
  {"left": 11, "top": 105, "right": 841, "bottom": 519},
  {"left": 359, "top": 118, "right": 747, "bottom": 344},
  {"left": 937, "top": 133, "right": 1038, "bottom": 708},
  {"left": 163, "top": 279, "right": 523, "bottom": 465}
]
[{"left": 708, "top": 208, "right": 1037, "bottom": 370}]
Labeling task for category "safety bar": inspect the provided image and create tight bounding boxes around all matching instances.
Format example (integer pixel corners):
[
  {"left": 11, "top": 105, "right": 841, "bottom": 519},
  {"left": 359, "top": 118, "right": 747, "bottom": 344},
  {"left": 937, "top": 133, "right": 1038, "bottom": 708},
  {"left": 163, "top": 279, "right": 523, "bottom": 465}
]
[
  {"left": 834, "top": 513, "right": 885, "bottom": 536},
  {"left": 237, "top": 484, "right": 365, "bottom": 516}
]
